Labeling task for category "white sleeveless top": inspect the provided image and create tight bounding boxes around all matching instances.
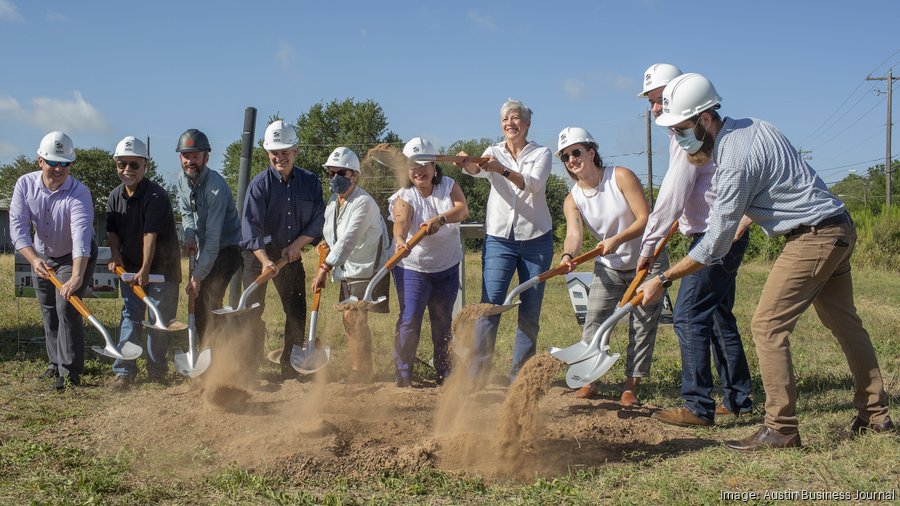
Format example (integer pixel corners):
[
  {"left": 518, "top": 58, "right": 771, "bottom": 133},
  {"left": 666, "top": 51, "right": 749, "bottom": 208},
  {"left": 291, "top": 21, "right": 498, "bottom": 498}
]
[
  {"left": 388, "top": 177, "right": 462, "bottom": 273},
  {"left": 571, "top": 166, "right": 640, "bottom": 270}
]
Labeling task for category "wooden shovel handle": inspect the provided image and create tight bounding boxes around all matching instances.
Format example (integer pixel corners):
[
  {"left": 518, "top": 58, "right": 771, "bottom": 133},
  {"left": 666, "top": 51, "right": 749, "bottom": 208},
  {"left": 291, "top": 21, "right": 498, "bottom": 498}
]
[
  {"left": 254, "top": 256, "right": 290, "bottom": 285},
  {"left": 113, "top": 265, "right": 149, "bottom": 300},
  {"left": 46, "top": 268, "right": 93, "bottom": 318},
  {"left": 620, "top": 220, "right": 679, "bottom": 306},
  {"left": 538, "top": 244, "right": 607, "bottom": 282},
  {"left": 383, "top": 224, "right": 428, "bottom": 271},
  {"left": 432, "top": 155, "right": 490, "bottom": 164},
  {"left": 311, "top": 242, "right": 330, "bottom": 310}
]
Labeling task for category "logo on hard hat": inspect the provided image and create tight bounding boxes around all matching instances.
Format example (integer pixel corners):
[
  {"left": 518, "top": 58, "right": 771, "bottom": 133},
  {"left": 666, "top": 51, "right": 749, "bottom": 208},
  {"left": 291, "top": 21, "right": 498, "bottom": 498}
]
[
  {"left": 662, "top": 97, "right": 670, "bottom": 113},
  {"left": 273, "top": 131, "right": 281, "bottom": 140},
  {"left": 125, "top": 141, "right": 133, "bottom": 150},
  {"left": 54, "top": 142, "right": 64, "bottom": 154},
  {"left": 560, "top": 133, "right": 567, "bottom": 143},
  {"left": 332, "top": 152, "right": 340, "bottom": 160},
  {"left": 412, "top": 146, "right": 420, "bottom": 153},
  {"left": 186, "top": 139, "right": 195, "bottom": 146},
  {"left": 645, "top": 73, "right": 652, "bottom": 84}
]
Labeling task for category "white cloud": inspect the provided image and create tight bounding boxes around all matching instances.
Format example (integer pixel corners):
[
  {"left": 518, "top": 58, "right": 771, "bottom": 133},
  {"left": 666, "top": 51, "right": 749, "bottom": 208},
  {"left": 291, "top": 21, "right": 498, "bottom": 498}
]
[
  {"left": 45, "top": 9, "right": 68, "bottom": 23},
  {"left": 563, "top": 79, "right": 587, "bottom": 99},
  {"left": 0, "top": 140, "right": 19, "bottom": 157},
  {"left": 0, "top": 95, "right": 23, "bottom": 115},
  {"left": 0, "top": 0, "right": 23, "bottom": 22},
  {"left": 360, "top": 27, "right": 368, "bottom": 38},
  {"left": 606, "top": 73, "right": 634, "bottom": 92},
  {"left": 276, "top": 42, "right": 295, "bottom": 72},
  {"left": 25, "top": 92, "right": 110, "bottom": 133},
  {"left": 467, "top": 10, "right": 494, "bottom": 30}
]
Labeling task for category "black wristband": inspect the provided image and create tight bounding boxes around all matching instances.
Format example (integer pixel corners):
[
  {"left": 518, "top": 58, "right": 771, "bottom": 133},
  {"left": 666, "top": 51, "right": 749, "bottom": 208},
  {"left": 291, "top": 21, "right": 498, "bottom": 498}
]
[{"left": 561, "top": 252, "right": 574, "bottom": 261}]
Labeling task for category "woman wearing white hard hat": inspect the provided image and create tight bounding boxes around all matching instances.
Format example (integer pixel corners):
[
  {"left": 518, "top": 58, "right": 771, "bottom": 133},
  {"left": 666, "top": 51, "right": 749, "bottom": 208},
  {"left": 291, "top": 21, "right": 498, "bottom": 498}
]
[
  {"left": 456, "top": 99, "right": 553, "bottom": 384},
  {"left": 388, "top": 137, "right": 468, "bottom": 387},
  {"left": 312, "top": 147, "right": 391, "bottom": 383},
  {"left": 556, "top": 127, "right": 666, "bottom": 405}
]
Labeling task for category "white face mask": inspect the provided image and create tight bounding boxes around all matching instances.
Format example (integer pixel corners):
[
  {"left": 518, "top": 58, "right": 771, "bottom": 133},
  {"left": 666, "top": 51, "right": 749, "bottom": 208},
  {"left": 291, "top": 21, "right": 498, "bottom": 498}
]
[{"left": 673, "top": 127, "right": 703, "bottom": 154}]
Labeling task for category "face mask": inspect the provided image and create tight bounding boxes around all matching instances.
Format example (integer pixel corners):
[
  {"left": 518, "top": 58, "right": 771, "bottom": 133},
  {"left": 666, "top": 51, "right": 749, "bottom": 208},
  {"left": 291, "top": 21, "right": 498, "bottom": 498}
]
[
  {"left": 674, "top": 127, "right": 703, "bottom": 154},
  {"left": 329, "top": 174, "right": 352, "bottom": 195}
]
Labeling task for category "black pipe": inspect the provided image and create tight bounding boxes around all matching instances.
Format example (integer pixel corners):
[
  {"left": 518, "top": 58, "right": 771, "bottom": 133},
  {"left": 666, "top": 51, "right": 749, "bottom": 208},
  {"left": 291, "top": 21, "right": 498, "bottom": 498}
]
[{"left": 229, "top": 107, "right": 257, "bottom": 308}]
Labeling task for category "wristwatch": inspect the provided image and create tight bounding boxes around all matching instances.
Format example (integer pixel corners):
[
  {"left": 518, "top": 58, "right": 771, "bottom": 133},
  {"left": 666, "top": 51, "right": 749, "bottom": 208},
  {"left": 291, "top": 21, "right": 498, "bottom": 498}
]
[
  {"left": 438, "top": 214, "right": 448, "bottom": 225},
  {"left": 502, "top": 169, "right": 511, "bottom": 178},
  {"left": 657, "top": 272, "right": 673, "bottom": 288}
]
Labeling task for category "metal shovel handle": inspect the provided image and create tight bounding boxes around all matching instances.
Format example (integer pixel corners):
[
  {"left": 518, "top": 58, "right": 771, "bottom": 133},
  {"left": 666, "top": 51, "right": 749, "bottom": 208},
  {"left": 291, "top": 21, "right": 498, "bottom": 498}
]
[{"left": 620, "top": 220, "right": 679, "bottom": 306}]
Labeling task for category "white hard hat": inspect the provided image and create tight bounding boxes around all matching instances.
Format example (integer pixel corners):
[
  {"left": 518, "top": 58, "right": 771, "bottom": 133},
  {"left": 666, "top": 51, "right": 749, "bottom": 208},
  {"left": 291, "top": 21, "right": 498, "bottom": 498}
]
[
  {"left": 323, "top": 147, "right": 360, "bottom": 171},
  {"left": 637, "top": 63, "right": 683, "bottom": 97},
  {"left": 556, "top": 127, "right": 597, "bottom": 157},
  {"left": 263, "top": 120, "right": 299, "bottom": 150},
  {"left": 114, "top": 136, "right": 149, "bottom": 159},
  {"left": 402, "top": 137, "right": 436, "bottom": 165},
  {"left": 37, "top": 131, "right": 76, "bottom": 163},
  {"left": 655, "top": 73, "right": 722, "bottom": 127}
]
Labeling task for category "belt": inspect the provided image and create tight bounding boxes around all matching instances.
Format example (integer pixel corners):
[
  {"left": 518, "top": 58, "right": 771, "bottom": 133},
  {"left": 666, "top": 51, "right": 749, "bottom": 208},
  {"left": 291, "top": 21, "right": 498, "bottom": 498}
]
[{"left": 788, "top": 212, "right": 850, "bottom": 237}]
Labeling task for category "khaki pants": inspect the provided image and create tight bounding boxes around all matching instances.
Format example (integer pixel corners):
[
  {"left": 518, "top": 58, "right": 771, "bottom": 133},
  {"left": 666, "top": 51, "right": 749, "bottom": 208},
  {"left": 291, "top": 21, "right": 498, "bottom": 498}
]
[{"left": 751, "top": 220, "right": 889, "bottom": 434}]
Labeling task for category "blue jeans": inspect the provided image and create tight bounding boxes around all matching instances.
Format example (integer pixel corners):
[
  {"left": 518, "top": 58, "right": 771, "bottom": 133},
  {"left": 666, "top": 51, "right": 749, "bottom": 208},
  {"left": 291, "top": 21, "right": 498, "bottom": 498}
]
[
  {"left": 113, "top": 281, "right": 179, "bottom": 378},
  {"left": 473, "top": 231, "right": 553, "bottom": 381},
  {"left": 674, "top": 231, "right": 752, "bottom": 422},
  {"left": 393, "top": 264, "right": 459, "bottom": 380}
]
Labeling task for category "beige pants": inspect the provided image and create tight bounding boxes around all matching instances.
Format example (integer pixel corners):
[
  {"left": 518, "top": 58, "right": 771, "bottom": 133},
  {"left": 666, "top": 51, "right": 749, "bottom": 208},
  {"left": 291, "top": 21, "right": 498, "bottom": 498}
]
[{"left": 751, "top": 220, "right": 889, "bottom": 434}]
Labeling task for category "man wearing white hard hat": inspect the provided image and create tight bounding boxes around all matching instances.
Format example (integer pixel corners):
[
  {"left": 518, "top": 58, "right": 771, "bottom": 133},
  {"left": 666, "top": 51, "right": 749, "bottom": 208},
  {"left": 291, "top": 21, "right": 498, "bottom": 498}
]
[
  {"left": 240, "top": 120, "right": 325, "bottom": 381},
  {"left": 106, "top": 136, "right": 181, "bottom": 390},
  {"left": 636, "top": 64, "right": 754, "bottom": 426},
  {"left": 311, "top": 147, "right": 391, "bottom": 383},
  {"left": 9, "top": 131, "right": 98, "bottom": 390},
  {"left": 175, "top": 128, "right": 242, "bottom": 344},
  {"left": 641, "top": 73, "right": 893, "bottom": 449}
]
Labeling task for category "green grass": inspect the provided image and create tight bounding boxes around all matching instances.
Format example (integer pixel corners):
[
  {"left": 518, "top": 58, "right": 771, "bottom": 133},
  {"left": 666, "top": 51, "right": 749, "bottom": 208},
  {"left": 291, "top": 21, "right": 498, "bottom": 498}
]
[{"left": 0, "top": 252, "right": 898, "bottom": 505}]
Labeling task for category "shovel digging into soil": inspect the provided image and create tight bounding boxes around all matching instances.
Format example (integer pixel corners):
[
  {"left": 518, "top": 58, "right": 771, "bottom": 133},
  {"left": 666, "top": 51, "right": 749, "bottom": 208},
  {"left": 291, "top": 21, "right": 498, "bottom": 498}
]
[
  {"left": 174, "top": 256, "right": 211, "bottom": 378},
  {"left": 290, "top": 242, "right": 332, "bottom": 374},
  {"left": 549, "top": 220, "right": 679, "bottom": 367},
  {"left": 47, "top": 268, "right": 143, "bottom": 360},
  {"left": 112, "top": 266, "right": 187, "bottom": 332}
]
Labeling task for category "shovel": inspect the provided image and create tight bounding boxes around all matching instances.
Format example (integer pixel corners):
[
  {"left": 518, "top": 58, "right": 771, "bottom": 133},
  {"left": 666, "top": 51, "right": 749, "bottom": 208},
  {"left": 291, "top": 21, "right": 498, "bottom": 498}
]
[
  {"left": 290, "top": 242, "right": 332, "bottom": 374},
  {"left": 407, "top": 154, "right": 489, "bottom": 165},
  {"left": 112, "top": 266, "right": 187, "bottom": 332},
  {"left": 47, "top": 268, "right": 143, "bottom": 360},
  {"left": 563, "top": 291, "right": 643, "bottom": 388},
  {"left": 212, "top": 256, "right": 289, "bottom": 316},
  {"left": 337, "top": 224, "right": 429, "bottom": 308},
  {"left": 173, "top": 256, "right": 211, "bottom": 378},
  {"left": 482, "top": 244, "right": 608, "bottom": 317},
  {"left": 549, "top": 219, "right": 679, "bottom": 364}
]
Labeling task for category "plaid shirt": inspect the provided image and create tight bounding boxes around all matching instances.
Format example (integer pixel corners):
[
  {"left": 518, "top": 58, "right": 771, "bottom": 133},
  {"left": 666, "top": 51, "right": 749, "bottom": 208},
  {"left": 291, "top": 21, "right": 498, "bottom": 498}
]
[{"left": 689, "top": 117, "right": 845, "bottom": 265}]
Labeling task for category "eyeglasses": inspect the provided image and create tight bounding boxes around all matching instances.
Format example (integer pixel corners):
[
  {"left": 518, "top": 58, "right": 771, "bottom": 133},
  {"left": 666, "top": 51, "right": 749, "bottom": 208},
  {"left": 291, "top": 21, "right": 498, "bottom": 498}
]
[
  {"left": 45, "top": 160, "right": 72, "bottom": 168},
  {"left": 669, "top": 118, "right": 699, "bottom": 136},
  {"left": 116, "top": 161, "right": 141, "bottom": 170},
  {"left": 560, "top": 148, "right": 586, "bottom": 164},
  {"left": 326, "top": 169, "right": 351, "bottom": 179}
]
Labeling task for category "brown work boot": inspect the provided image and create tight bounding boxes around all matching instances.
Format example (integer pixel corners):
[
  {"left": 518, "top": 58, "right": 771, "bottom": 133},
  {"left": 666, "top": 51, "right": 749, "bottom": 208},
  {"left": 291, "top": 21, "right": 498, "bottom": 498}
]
[
  {"left": 652, "top": 407, "right": 713, "bottom": 427},
  {"left": 619, "top": 390, "right": 640, "bottom": 407},
  {"left": 724, "top": 425, "right": 801, "bottom": 451},
  {"left": 850, "top": 415, "right": 895, "bottom": 435},
  {"left": 110, "top": 375, "right": 133, "bottom": 393},
  {"left": 574, "top": 382, "right": 598, "bottom": 399}
]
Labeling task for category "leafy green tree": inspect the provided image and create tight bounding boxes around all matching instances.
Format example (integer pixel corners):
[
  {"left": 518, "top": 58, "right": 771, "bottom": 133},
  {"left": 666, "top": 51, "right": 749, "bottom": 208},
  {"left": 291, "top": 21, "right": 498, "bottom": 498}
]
[
  {"left": 829, "top": 161, "right": 900, "bottom": 215},
  {"left": 0, "top": 155, "right": 37, "bottom": 201}
]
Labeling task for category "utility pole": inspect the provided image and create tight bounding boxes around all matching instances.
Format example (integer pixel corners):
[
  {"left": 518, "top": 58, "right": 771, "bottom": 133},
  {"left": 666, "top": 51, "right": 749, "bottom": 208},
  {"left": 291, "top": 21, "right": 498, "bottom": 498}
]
[
  {"left": 867, "top": 69, "right": 897, "bottom": 206},
  {"left": 646, "top": 109, "right": 654, "bottom": 207}
]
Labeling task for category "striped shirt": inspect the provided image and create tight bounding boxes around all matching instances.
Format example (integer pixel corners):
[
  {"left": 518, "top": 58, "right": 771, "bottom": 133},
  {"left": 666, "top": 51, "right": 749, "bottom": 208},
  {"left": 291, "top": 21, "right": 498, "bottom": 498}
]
[
  {"left": 689, "top": 117, "right": 845, "bottom": 265},
  {"left": 9, "top": 171, "right": 94, "bottom": 259},
  {"left": 640, "top": 132, "right": 717, "bottom": 258}
]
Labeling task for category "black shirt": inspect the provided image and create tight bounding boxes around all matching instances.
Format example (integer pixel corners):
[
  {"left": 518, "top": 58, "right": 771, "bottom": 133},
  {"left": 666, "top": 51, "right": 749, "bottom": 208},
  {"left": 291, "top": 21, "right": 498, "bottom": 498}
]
[{"left": 106, "top": 178, "right": 182, "bottom": 283}]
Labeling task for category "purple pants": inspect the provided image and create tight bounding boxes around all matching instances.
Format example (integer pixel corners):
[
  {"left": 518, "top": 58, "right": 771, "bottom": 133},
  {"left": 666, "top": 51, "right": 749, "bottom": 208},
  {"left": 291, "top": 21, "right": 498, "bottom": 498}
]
[{"left": 392, "top": 264, "right": 459, "bottom": 380}]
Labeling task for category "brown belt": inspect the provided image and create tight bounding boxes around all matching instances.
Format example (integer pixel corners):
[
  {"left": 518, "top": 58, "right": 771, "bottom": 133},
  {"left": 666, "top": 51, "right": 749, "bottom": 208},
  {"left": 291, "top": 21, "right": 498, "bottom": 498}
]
[{"left": 788, "top": 212, "right": 850, "bottom": 237}]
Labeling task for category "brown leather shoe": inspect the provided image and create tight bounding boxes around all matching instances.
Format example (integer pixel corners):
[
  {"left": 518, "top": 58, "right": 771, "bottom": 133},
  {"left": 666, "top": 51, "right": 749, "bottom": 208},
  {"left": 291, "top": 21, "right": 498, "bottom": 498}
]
[
  {"left": 651, "top": 407, "right": 712, "bottom": 427},
  {"left": 724, "top": 425, "right": 801, "bottom": 451},
  {"left": 850, "top": 415, "right": 895, "bottom": 435},
  {"left": 574, "top": 382, "right": 597, "bottom": 399},
  {"left": 619, "top": 390, "right": 640, "bottom": 407},
  {"left": 716, "top": 404, "right": 752, "bottom": 417}
]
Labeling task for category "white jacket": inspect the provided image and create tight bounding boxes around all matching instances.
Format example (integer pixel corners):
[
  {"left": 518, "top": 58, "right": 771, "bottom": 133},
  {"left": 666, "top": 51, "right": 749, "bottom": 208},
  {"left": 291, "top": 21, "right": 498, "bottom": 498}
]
[{"left": 323, "top": 186, "right": 390, "bottom": 280}]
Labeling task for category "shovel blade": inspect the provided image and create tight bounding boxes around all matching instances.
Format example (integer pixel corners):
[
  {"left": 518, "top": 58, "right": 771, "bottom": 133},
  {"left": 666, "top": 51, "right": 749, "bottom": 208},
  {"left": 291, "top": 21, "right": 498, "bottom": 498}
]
[
  {"left": 141, "top": 319, "right": 188, "bottom": 332},
  {"left": 173, "top": 347, "right": 211, "bottom": 378},
  {"left": 549, "top": 340, "right": 600, "bottom": 364},
  {"left": 92, "top": 341, "right": 143, "bottom": 361},
  {"left": 565, "top": 350, "right": 621, "bottom": 388},
  {"left": 211, "top": 302, "right": 260, "bottom": 316},
  {"left": 290, "top": 344, "right": 331, "bottom": 374},
  {"left": 481, "top": 302, "right": 520, "bottom": 316},
  {"left": 267, "top": 349, "right": 283, "bottom": 364}
]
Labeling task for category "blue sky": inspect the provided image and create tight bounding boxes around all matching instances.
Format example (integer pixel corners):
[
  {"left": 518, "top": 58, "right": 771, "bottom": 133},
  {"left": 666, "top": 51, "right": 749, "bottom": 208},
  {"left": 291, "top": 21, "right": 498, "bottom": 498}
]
[{"left": 1, "top": 0, "right": 898, "bottom": 190}]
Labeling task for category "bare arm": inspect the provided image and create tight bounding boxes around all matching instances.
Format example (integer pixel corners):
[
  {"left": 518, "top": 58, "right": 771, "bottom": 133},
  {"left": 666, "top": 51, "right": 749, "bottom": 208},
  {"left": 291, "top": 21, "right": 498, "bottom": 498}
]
[{"left": 392, "top": 198, "right": 413, "bottom": 253}]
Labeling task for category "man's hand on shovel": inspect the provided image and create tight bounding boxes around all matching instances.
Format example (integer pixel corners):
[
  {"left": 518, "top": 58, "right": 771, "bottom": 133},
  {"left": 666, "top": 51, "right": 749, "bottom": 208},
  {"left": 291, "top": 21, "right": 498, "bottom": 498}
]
[{"left": 639, "top": 275, "right": 665, "bottom": 306}]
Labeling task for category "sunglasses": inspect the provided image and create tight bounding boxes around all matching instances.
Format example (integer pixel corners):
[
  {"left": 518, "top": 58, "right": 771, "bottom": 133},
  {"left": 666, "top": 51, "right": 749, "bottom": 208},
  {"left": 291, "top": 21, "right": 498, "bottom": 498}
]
[
  {"left": 116, "top": 161, "right": 141, "bottom": 170},
  {"left": 45, "top": 160, "right": 72, "bottom": 168},
  {"left": 326, "top": 169, "right": 351, "bottom": 179},
  {"left": 560, "top": 148, "right": 587, "bottom": 164},
  {"left": 669, "top": 117, "right": 700, "bottom": 136}
]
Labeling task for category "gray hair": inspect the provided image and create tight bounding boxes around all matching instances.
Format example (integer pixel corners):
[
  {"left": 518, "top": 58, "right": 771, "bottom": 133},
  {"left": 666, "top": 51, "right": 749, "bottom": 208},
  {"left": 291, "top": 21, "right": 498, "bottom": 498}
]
[{"left": 500, "top": 99, "right": 533, "bottom": 122}]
